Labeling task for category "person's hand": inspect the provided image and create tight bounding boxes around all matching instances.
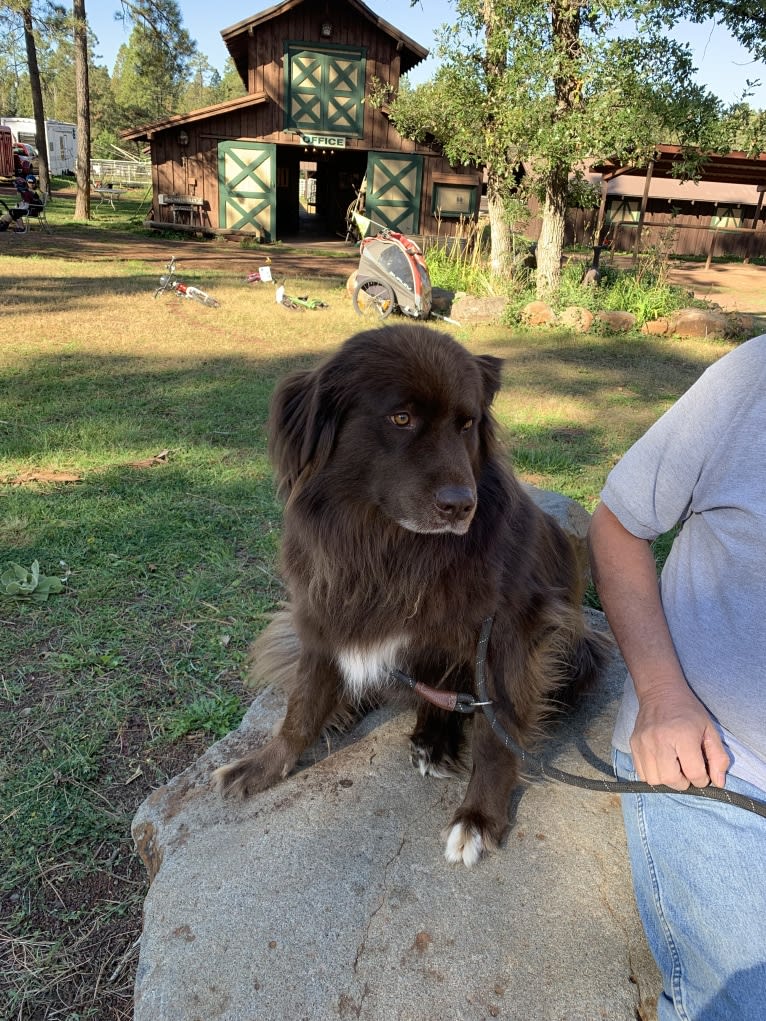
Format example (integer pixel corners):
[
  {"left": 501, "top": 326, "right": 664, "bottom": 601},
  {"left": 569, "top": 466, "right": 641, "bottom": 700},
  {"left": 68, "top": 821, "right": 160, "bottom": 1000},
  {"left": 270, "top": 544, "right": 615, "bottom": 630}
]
[{"left": 630, "top": 684, "right": 730, "bottom": 790}]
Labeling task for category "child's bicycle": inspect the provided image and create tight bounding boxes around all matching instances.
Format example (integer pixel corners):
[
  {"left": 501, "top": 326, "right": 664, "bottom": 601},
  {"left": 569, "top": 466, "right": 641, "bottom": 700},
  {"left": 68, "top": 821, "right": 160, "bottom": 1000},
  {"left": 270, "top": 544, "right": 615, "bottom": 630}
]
[
  {"left": 275, "top": 282, "right": 328, "bottom": 311},
  {"left": 153, "top": 257, "right": 220, "bottom": 307}
]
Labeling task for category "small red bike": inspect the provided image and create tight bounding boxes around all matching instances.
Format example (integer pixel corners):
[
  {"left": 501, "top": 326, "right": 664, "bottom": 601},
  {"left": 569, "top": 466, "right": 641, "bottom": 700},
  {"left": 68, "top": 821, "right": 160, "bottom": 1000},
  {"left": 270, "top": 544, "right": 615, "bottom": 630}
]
[{"left": 153, "top": 256, "right": 220, "bottom": 307}]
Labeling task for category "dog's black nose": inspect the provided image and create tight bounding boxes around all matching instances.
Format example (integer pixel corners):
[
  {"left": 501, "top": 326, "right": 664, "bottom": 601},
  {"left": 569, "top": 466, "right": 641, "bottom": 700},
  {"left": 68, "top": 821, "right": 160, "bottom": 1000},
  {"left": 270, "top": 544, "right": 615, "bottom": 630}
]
[{"left": 434, "top": 485, "right": 476, "bottom": 521}]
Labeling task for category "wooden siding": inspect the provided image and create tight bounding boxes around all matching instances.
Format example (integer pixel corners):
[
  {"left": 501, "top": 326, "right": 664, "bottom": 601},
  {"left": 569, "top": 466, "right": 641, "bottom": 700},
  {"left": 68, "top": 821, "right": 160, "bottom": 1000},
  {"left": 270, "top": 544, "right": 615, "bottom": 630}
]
[
  {"left": 523, "top": 199, "right": 766, "bottom": 260},
  {"left": 143, "top": 0, "right": 480, "bottom": 238}
]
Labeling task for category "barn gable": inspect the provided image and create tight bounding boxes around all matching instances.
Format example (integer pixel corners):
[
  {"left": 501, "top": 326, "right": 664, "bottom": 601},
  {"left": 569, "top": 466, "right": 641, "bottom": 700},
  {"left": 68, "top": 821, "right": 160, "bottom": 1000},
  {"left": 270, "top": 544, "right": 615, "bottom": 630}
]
[{"left": 123, "top": 0, "right": 481, "bottom": 241}]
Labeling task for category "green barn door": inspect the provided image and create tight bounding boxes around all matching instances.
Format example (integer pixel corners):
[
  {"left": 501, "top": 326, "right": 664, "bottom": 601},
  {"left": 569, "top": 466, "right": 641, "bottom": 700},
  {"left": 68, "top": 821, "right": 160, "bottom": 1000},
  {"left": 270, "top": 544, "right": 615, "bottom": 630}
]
[
  {"left": 218, "top": 141, "right": 276, "bottom": 240},
  {"left": 286, "top": 46, "right": 365, "bottom": 136},
  {"left": 365, "top": 153, "right": 423, "bottom": 234}
]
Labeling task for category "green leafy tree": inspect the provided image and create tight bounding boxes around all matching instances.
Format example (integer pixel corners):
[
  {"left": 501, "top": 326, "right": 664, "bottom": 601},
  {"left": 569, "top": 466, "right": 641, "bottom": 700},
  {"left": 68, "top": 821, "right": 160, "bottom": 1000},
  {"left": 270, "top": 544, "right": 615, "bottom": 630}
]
[
  {"left": 0, "top": 1, "right": 67, "bottom": 193},
  {"left": 179, "top": 52, "right": 219, "bottom": 114},
  {"left": 388, "top": 0, "right": 766, "bottom": 298},
  {"left": 111, "top": 0, "right": 196, "bottom": 123},
  {"left": 0, "top": 12, "right": 28, "bottom": 115},
  {"left": 677, "top": 1, "right": 766, "bottom": 62},
  {"left": 216, "top": 56, "right": 247, "bottom": 103}
]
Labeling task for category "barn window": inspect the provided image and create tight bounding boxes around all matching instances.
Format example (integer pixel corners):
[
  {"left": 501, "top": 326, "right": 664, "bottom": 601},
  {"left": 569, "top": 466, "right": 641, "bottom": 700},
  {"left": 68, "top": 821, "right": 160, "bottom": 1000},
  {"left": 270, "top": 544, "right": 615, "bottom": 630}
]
[
  {"left": 285, "top": 43, "right": 366, "bottom": 137},
  {"left": 711, "top": 204, "right": 743, "bottom": 229},
  {"left": 432, "top": 184, "right": 478, "bottom": 219},
  {"left": 606, "top": 198, "right": 640, "bottom": 224}
]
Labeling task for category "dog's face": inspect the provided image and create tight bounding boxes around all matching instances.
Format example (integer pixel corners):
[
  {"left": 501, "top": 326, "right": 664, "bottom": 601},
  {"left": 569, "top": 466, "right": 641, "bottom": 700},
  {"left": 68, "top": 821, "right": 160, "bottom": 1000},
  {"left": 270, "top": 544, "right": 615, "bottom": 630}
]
[{"left": 269, "top": 325, "right": 503, "bottom": 535}]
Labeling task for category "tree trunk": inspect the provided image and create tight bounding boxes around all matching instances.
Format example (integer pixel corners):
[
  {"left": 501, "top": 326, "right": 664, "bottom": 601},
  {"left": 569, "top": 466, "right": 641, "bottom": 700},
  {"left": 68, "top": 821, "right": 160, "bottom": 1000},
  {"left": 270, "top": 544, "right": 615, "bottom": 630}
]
[
  {"left": 73, "top": 0, "right": 91, "bottom": 221},
  {"left": 535, "top": 164, "right": 569, "bottom": 299},
  {"left": 486, "top": 172, "right": 511, "bottom": 275},
  {"left": 535, "top": 1, "right": 583, "bottom": 300},
  {"left": 21, "top": 4, "right": 50, "bottom": 197}
]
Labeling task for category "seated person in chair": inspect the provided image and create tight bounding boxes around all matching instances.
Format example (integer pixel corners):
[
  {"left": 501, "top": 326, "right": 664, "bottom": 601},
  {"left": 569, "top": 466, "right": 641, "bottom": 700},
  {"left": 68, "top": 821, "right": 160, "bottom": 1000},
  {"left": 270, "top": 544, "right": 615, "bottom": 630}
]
[{"left": 0, "top": 176, "right": 43, "bottom": 231}]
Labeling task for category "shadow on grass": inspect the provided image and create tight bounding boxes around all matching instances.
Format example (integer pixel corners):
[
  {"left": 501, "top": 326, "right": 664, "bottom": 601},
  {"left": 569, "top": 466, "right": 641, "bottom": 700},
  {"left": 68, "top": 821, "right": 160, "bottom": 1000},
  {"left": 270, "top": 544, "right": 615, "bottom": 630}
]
[
  {"left": 1, "top": 329, "right": 723, "bottom": 463},
  {"left": 0, "top": 350, "right": 326, "bottom": 462}
]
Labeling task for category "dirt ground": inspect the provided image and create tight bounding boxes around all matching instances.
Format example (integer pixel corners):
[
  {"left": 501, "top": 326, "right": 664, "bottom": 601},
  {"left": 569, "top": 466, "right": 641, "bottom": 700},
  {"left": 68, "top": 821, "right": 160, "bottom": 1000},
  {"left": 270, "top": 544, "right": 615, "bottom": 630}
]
[
  {"left": 665, "top": 260, "right": 766, "bottom": 318},
  {"left": 4, "top": 224, "right": 361, "bottom": 282},
  {"left": 5, "top": 225, "right": 766, "bottom": 318}
]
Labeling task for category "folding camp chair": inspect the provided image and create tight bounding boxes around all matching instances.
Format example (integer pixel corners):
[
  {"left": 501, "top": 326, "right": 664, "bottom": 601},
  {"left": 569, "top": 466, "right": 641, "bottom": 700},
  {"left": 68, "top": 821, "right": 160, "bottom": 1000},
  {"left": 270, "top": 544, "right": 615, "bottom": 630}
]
[
  {"left": 26, "top": 191, "right": 51, "bottom": 232},
  {"left": 0, "top": 199, "right": 29, "bottom": 235},
  {"left": 5, "top": 179, "right": 50, "bottom": 234}
]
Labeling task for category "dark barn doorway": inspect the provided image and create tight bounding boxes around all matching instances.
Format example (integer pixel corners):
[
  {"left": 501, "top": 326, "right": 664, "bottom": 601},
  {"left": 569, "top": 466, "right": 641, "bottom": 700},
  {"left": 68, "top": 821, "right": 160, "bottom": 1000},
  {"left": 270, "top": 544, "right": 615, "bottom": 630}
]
[{"left": 278, "top": 146, "right": 366, "bottom": 240}]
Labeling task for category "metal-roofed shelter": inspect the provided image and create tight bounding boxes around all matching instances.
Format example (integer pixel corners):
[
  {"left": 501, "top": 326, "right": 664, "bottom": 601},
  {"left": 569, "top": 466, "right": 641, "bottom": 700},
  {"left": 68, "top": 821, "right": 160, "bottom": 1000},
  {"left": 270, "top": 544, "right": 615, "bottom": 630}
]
[{"left": 592, "top": 145, "right": 766, "bottom": 260}]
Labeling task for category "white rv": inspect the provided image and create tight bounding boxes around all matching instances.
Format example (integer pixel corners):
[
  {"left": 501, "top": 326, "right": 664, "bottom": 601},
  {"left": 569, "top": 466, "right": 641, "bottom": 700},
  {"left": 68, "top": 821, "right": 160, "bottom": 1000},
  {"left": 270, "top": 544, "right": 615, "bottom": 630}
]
[{"left": 0, "top": 117, "right": 76, "bottom": 175}]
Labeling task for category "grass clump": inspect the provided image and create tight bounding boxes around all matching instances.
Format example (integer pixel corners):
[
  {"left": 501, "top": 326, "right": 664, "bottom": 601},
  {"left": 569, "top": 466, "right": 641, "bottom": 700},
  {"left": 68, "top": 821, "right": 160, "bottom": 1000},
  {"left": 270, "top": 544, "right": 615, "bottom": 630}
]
[{"left": 422, "top": 223, "right": 703, "bottom": 329}]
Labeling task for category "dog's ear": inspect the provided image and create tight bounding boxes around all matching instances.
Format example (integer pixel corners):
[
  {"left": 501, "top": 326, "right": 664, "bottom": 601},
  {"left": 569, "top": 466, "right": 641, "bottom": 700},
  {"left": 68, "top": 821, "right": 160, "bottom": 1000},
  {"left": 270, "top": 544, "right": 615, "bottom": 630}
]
[
  {"left": 476, "top": 354, "right": 504, "bottom": 407},
  {"left": 267, "top": 366, "right": 340, "bottom": 498}
]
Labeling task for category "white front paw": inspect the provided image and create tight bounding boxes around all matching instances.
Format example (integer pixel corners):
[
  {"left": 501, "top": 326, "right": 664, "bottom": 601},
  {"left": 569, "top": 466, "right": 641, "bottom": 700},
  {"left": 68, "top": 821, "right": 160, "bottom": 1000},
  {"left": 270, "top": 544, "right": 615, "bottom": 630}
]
[
  {"left": 410, "top": 742, "right": 458, "bottom": 779},
  {"left": 444, "top": 821, "right": 484, "bottom": 867}
]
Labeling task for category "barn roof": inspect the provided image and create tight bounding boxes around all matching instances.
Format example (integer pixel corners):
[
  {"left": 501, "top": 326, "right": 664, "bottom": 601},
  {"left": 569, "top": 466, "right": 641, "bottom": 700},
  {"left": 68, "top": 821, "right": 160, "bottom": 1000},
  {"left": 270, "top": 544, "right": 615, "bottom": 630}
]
[
  {"left": 122, "top": 91, "right": 269, "bottom": 142},
  {"left": 593, "top": 144, "right": 766, "bottom": 189},
  {"left": 221, "top": 0, "right": 429, "bottom": 81}
]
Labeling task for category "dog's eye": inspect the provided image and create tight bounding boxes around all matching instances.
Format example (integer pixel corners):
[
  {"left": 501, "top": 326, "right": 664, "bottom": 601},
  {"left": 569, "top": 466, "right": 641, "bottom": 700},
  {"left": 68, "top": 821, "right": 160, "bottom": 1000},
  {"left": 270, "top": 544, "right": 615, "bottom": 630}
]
[
  {"left": 461, "top": 418, "right": 475, "bottom": 432},
  {"left": 390, "top": 412, "right": 411, "bottom": 428}
]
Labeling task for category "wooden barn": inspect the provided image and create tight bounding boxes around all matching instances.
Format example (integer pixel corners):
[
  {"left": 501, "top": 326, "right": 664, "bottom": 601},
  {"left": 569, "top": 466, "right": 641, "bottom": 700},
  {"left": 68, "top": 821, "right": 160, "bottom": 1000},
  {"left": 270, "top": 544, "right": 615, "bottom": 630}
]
[{"left": 123, "top": 0, "right": 482, "bottom": 242}]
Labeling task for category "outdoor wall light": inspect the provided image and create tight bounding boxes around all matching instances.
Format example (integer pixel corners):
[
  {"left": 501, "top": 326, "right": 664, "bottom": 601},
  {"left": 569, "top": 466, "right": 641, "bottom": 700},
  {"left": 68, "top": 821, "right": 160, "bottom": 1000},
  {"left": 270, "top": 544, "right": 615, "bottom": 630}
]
[
  {"left": 178, "top": 130, "right": 189, "bottom": 147},
  {"left": 321, "top": 21, "right": 333, "bottom": 37}
]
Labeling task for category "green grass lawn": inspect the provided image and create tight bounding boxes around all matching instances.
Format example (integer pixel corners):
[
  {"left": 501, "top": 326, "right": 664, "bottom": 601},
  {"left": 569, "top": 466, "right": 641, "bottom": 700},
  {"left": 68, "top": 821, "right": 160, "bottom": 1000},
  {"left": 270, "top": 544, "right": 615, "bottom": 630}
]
[{"left": 0, "top": 244, "right": 735, "bottom": 1019}]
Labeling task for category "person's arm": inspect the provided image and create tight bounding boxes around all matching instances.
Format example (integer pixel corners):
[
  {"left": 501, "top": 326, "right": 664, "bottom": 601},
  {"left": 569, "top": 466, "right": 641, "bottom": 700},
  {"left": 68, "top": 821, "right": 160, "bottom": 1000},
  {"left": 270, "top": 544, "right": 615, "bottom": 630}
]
[{"left": 588, "top": 502, "right": 730, "bottom": 790}]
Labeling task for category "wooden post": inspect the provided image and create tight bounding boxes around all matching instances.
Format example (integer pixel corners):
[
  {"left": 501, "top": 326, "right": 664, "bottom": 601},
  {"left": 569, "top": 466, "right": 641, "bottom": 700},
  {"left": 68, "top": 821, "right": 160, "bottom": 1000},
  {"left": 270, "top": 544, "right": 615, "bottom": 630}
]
[
  {"left": 705, "top": 229, "right": 718, "bottom": 271},
  {"left": 594, "top": 177, "right": 608, "bottom": 245},
  {"left": 632, "top": 158, "right": 654, "bottom": 265},
  {"left": 744, "top": 184, "right": 766, "bottom": 265}
]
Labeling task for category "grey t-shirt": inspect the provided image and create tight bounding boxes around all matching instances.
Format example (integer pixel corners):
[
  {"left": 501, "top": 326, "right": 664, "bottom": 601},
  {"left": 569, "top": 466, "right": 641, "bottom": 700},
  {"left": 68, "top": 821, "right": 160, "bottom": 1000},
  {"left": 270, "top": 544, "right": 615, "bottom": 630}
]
[{"left": 602, "top": 333, "right": 766, "bottom": 792}]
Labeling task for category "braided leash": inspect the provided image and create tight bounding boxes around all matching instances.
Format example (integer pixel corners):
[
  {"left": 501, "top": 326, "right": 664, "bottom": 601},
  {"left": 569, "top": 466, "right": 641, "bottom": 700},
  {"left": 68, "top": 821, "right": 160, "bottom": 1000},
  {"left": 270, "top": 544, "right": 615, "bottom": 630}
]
[{"left": 473, "top": 616, "right": 766, "bottom": 819}]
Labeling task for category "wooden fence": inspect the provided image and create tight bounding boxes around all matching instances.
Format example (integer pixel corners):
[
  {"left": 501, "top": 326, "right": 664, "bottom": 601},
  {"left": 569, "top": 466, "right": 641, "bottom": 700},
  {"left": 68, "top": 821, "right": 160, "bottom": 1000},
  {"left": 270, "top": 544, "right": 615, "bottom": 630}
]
[
  {"left": 608, "top": 217, "right": 766, "bottom": 261},
  {"left": 527, "top": 207, "right": 766, "bottom": 260}
]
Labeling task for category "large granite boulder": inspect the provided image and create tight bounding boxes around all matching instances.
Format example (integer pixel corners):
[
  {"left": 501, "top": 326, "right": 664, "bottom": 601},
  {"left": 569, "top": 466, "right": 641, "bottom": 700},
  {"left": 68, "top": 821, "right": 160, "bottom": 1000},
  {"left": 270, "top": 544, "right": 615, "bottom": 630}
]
[
  {"left": 451, "top": 295, "right": 508, "bottom": 324},
  {"left": 130, "top": 489, "right": 658, "bottom": 1021},
  {"left": 668, "top": 308, "right": 731, "bottom": 339},
  {"left": 131, "top": 612, "right": 659, "bottom": 1021}
]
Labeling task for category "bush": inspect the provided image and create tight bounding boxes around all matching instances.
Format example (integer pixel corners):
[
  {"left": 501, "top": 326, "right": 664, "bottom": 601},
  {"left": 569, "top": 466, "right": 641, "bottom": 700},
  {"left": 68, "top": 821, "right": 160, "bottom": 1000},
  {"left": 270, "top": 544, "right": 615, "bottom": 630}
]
[
  {"left": 423, "top": 226, "right": 703, "bottom": 330},
  {"left": 503, "top": 260, "right": 697, "bottom": 328}
]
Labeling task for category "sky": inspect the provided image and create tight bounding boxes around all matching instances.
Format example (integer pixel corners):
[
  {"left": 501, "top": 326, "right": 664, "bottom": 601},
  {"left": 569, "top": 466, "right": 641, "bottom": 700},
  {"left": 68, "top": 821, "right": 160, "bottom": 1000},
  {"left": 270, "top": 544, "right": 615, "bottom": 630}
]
[{"left": 86, "top": 1, "right": 766, "bottom": 109}]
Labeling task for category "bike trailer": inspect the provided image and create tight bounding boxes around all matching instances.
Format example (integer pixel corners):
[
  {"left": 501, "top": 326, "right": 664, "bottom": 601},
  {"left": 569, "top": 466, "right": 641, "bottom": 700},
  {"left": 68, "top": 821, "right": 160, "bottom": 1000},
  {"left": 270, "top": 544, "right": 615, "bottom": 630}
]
[{"left": 355, "top": 230, "right": 432, "bottom": 319}]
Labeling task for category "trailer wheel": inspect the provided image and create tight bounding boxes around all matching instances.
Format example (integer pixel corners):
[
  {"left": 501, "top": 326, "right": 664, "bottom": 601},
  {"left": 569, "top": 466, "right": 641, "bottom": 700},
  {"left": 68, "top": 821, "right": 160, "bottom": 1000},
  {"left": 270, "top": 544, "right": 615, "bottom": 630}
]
[{"left": 353, "top": 279, "right": 395, "bottom": 319}]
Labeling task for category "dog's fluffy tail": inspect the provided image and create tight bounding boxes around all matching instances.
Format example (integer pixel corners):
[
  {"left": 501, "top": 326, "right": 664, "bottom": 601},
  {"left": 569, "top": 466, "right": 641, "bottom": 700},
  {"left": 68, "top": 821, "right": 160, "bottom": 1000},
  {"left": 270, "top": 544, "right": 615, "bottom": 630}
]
[
  {"left": 247, "top": 607, "right": 302, "bottom": 692},
  {"left": 568, "top": 620, "right": 613, "bottom": 698}
]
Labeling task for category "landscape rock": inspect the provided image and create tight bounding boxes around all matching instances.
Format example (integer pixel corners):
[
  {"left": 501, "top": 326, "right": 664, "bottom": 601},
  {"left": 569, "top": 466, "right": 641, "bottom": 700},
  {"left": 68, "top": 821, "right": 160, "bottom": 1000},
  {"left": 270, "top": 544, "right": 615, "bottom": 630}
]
[
  {"left": 450, "top": 294, "right": 508, "bottom": 324},
  {"left": 641, "top": 317, "right": 671, "bottom": 336},
  {"left": 132, "top": 609, "right": 660, "bottom": 1021},
  {"left": 668, "top": 307, "right": 730, "bottom": 339},
  {"left": 729, "top": 313, "right": 756, "bottom": 338},
  {"left": 520, "top": 299, "right": 557, "bottom": 326},
  {"left": 559, "top": 305, "right": 594, "bottom": 333},
  {"left": 596, "top": 310, "right": 636, "bottom": 332},
  {"left": 522, "top": 482, "right": 593, "bottom": 582}
]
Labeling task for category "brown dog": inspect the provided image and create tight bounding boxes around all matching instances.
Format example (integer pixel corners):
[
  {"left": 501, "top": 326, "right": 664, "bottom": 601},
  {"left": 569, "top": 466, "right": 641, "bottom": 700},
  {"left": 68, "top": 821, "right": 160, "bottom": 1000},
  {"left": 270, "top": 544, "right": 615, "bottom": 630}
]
[{"left": 215, "top": 325, "right": 610, "bottom": 866}]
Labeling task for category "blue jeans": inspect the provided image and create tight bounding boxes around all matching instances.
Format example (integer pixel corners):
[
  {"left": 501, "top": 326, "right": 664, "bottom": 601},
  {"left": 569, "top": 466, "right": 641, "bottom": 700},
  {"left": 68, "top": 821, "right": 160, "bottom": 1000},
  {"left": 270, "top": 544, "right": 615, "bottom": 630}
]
[{"left": 613, "top": 748, "right": 766, "bottom": 1020}]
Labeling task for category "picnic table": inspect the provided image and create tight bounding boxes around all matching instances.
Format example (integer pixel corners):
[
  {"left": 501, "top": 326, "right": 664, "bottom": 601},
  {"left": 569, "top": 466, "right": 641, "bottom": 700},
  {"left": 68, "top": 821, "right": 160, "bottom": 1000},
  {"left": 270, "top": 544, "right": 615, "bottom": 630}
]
[{"left": 92, "top": 186, "right": 126, "bottom": 210}]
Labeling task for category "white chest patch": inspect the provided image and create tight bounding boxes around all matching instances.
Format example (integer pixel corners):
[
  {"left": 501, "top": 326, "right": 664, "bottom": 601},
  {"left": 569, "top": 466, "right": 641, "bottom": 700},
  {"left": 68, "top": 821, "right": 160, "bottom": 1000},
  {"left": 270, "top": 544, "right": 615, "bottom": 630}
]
[{"left": 336, "top": 637, "right": 408, "bottom": 702}]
